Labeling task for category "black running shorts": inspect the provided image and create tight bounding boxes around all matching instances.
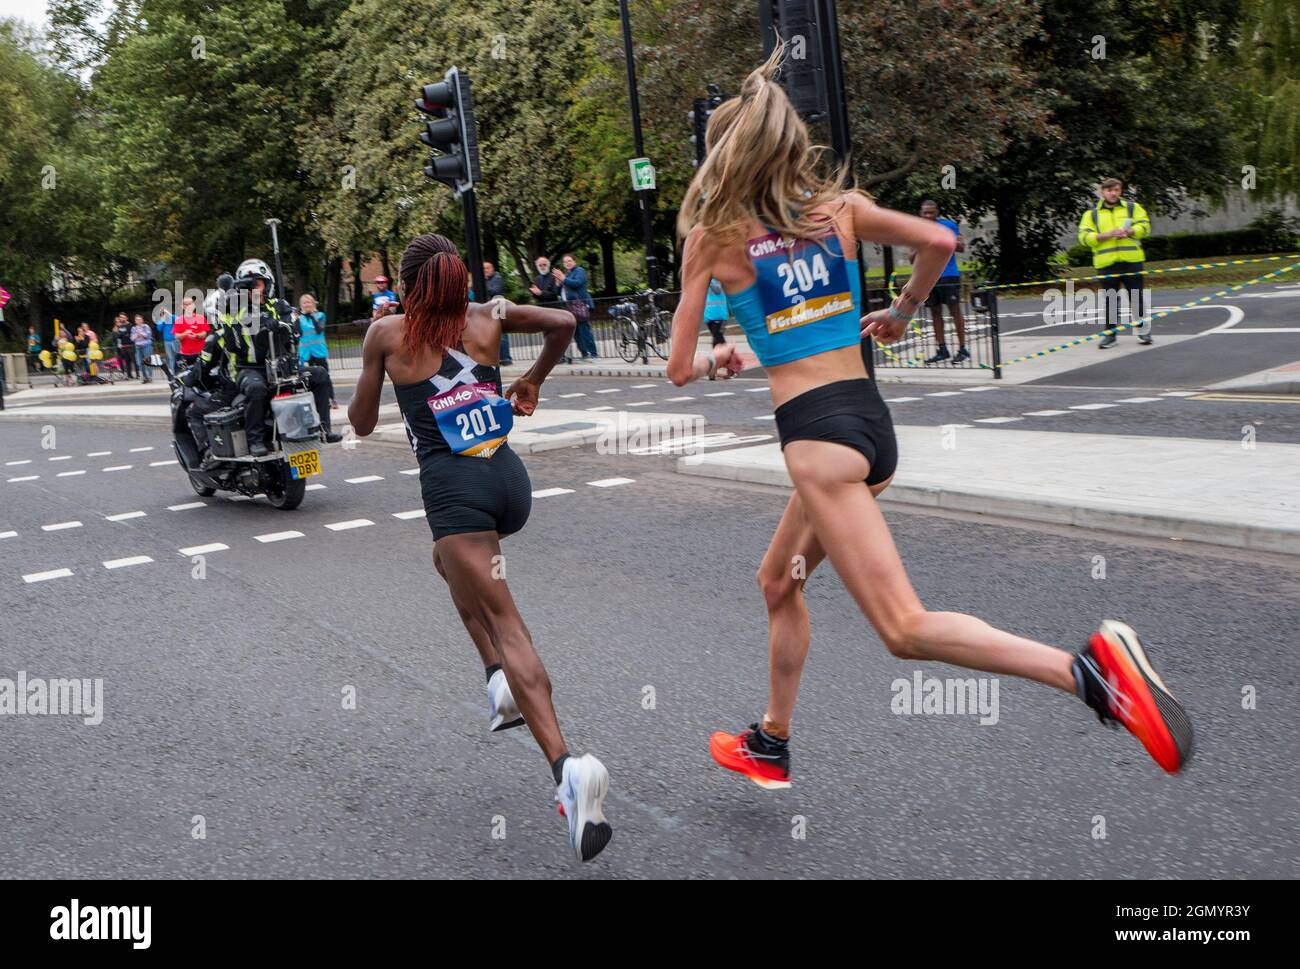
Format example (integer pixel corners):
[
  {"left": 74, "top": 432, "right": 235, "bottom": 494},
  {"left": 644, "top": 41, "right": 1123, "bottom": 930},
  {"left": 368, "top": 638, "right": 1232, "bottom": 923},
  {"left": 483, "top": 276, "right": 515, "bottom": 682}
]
[
  {"left": 774, "top": 378, "right": 898, "bottom": 486},
  {"left": 418, "top": 444, "right": 532, "bottom": 541}
]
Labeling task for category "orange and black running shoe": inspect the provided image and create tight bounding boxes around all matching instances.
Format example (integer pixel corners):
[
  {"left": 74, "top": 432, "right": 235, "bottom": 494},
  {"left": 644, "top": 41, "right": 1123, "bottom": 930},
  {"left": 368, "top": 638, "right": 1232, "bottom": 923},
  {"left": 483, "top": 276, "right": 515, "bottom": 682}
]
[
  {"left": 710, "top": 723, "right": 791, "bottom": 789},
  {"left": 1074, "top": 620, "right": 1193, "bottom": 774}
]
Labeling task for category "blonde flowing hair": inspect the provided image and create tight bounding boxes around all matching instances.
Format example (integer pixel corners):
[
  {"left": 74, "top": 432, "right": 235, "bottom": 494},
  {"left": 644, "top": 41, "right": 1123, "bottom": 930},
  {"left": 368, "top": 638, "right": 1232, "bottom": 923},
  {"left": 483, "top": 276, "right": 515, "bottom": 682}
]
[{"left": 677, "top": 43, "right": 868, "bottom": 245}]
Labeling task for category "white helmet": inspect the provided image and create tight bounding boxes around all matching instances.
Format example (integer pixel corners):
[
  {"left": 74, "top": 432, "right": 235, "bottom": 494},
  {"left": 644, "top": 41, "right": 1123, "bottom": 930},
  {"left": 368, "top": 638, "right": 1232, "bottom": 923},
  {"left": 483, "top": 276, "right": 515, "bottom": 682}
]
[{"left": 235, "top": 258, "right": 275, "bottom": 296}]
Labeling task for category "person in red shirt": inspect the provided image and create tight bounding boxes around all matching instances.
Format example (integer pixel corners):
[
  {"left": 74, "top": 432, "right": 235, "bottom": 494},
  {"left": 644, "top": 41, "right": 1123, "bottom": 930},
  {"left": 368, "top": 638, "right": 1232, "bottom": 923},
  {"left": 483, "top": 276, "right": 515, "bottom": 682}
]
[{"left": 172, "top": 296, "right": 211, "bottom": 366}]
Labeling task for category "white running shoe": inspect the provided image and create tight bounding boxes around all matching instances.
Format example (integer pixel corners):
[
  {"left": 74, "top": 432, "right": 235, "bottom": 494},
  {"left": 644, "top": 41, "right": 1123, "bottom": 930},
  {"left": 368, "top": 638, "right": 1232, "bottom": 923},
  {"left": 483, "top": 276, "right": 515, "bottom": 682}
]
[
  {"left": 555, "top": 754, "right": 612, "bottom": 863},
  {"left": 487, "top": 668, "right": 525, "bottom": 733}
]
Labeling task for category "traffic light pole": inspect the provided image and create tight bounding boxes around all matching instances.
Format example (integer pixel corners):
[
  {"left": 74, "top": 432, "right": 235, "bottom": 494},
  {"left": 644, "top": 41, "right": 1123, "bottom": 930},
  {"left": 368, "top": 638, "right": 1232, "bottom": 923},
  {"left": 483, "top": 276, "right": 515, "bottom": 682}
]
[
  {"left": 815, "top": 0, "right": 874, "bottom": 377},
  {"left": 619, "top": 0, "right": 657, "bottom": 289},
  {"left": 461, "top": 188, "right": 487, "bottom": 303}
]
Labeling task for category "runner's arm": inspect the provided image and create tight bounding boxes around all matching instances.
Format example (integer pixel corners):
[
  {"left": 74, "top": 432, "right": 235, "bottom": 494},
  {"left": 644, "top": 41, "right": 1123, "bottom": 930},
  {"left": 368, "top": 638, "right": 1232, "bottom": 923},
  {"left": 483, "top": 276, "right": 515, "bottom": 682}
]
[
  {"left": 495, "top": 299, "right": 575, "bottom": 381},
  {"left": 668, "top": 228, "right": 740, "bottom": 386},
  {"left": 348, "top": 321, "right": 387, "bottom": 436},
  {"left": 848, "top": 195, "right": 955, "bottom": 304}
]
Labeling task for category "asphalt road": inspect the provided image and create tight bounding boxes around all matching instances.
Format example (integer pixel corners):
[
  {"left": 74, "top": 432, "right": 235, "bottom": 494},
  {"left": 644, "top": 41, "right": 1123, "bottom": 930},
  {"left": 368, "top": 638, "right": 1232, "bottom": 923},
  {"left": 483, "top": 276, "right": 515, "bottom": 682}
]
[{"left": 1, "top": 419, "right": 1297, "bottom": 878}]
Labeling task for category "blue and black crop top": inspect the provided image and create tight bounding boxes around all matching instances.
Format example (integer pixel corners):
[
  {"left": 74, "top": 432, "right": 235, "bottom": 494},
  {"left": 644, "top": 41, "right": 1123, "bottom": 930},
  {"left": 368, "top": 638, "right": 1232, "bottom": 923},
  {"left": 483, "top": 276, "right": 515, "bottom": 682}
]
[{"left": 724, "top": 230, "right": 862, "bottom": 367}]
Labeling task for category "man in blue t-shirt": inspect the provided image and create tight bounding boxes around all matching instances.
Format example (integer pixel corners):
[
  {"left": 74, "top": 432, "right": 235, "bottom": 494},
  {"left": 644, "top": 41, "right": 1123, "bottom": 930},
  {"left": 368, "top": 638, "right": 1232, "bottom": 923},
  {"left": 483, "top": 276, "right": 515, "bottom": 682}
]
[
  {"left": 911, "top": 200, "right": 969, "bottom": 364},
  {"left": 370, "top": 275, "right": 398, "bottom": 317}
]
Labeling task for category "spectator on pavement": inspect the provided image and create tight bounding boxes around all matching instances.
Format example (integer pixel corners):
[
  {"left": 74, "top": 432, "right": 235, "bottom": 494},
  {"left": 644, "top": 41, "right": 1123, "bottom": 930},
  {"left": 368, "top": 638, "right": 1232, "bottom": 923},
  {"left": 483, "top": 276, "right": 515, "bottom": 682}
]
[
  {"left": 156, "top": 308, "right": 178, "bottom": 372},
  {"left": 559, "top": 253, "right": 598, "bottom": 360},
  {"left": 296, "top": 293, "right": 337, "bottom": 409},
  {"left": 484, "top": 261, "right": 512, "bottom": 364},
  {"left": 112, "top": 313, "right": 136, "bottom": 379},
  {"left": 26, "top": 326, "right": 41, "bottom": 371},
  {"left": 913, "top": 200, "right": 970, "bottom": 365},
  {"left": 530, "top": 255, "right": 571, "bottom": 363},
  {"left": 172, "top": 296, "right": 210, "bottom": 366},
  {"left": 704, "top": 277, "right": 730, "bottom": 350},
  {"left": 130, "top": 313, "right": 154, "bottom": 383},
  {"left": 73, "top": 324, "right": 91, "bottom": 376},
  {"left": 371, "top": 275, "right": 398, "bottom": 316},
  {"left": 1078, "top": 177, "right": 1152, "bottom": 348}
]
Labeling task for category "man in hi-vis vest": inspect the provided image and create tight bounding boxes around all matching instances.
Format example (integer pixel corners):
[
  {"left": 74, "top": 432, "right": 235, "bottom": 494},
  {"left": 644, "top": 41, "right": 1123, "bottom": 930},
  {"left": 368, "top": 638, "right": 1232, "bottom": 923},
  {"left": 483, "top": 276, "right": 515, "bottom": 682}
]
[{"left": 1078, "top": 177, "right": 1152, "bottom": 348}]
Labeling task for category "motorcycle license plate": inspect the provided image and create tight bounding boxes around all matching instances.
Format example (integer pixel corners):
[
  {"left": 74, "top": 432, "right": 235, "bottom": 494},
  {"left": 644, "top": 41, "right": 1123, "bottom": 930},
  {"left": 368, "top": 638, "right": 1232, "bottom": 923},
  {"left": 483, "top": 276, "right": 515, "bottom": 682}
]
[{"left": 288, "top": 449, "right": 320, "bottom": 479}]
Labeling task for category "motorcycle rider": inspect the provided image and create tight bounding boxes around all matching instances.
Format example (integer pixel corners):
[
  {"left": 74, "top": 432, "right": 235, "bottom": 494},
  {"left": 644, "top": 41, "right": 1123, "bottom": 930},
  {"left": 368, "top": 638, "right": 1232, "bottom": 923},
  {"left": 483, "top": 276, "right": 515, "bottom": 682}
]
[{"left": 216, "top": 259, "right": 342, "bottom": 456}]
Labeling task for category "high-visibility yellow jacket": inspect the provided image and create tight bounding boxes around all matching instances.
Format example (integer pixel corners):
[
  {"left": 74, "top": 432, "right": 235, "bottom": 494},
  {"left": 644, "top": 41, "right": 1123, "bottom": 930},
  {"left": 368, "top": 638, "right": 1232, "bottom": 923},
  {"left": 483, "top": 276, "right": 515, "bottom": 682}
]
[{"left": 1078, "top": 198, "right": 1151, "bottom": 269}]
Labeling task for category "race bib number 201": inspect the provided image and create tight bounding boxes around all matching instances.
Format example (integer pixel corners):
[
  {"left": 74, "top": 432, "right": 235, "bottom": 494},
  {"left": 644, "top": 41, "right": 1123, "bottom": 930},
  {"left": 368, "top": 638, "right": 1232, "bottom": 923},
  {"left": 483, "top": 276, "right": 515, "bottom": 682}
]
[
  {"left": 428, "top": 382, "right": 513, "bottom": 457},
  {"left": 748, "top": 232, "right": 854, "bottom": 335}
]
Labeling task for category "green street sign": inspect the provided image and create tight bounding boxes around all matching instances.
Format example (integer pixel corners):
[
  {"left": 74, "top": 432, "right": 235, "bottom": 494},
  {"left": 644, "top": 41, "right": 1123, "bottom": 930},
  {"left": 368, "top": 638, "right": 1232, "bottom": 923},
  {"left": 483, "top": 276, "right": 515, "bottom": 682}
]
[{"left": 629, "top": 157, "right": 656, "bottom": 192}]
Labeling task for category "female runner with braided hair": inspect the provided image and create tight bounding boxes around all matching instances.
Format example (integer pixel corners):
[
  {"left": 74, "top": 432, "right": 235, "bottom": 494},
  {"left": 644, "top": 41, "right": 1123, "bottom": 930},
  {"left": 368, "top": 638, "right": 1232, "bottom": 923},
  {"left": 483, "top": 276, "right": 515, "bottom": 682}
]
[{"left": 349, "top": 233, "right": 612, "bottom": 863}]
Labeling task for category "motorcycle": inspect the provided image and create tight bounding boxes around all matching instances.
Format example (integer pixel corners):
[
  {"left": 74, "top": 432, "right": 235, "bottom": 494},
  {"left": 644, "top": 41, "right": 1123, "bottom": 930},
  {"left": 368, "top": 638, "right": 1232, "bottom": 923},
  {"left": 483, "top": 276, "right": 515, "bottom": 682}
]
[{"left": 161, "top": 351, "right": 325, "bottom": 511}]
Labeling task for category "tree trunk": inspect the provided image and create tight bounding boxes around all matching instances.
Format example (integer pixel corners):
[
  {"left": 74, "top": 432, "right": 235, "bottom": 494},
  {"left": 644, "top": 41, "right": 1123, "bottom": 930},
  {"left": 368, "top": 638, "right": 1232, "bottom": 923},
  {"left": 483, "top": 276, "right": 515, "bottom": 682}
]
[
  {"left": 994, "top": 189, "right": 1022, "bottom": 284},
  {"left": 599, "top": 231, "right": 616, "bottom": 295},
  {"left": 379, "top": 248, "right": 392, "bottom": 285},
  {"left": 324, "top": 256, "right": 342, "bottom": 328},
  {"left": 351, "top": 250, "right": 365, "bottom": 320}
]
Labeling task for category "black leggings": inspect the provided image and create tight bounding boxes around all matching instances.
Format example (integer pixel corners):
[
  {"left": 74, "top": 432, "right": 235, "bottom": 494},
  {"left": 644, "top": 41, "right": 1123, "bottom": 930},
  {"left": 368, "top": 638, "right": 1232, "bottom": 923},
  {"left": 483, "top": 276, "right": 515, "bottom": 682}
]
[{"left": 774, "top": 379, "right": 898, "bottom": 486}]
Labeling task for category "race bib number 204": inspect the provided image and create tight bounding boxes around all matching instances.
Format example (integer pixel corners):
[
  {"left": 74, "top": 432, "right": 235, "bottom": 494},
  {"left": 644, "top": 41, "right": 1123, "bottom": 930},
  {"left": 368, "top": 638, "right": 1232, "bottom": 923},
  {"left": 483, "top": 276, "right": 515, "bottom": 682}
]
[{"left": 748, "top": 232, "right": 854, "bottom": 336}]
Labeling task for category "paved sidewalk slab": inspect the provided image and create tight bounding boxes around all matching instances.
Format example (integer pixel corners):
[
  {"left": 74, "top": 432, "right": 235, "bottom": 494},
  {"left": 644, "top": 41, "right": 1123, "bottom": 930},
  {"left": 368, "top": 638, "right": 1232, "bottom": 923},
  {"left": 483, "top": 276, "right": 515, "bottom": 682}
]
[{"left": 677, "top": 425, "right": 1300, "bottom": 555}]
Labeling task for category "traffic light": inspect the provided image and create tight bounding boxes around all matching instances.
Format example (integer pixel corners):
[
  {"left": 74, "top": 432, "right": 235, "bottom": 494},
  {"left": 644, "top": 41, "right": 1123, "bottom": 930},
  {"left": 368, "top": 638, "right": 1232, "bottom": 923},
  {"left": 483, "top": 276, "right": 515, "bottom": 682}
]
[
  {"left": 415, "top": 66, "right": 481, "bottom": 193},
  {"left": 758, "top": 0, "right": 830, "bottom": 122},
  {"left": 688, "top": 84, "right": 731, "bottom": 167}
]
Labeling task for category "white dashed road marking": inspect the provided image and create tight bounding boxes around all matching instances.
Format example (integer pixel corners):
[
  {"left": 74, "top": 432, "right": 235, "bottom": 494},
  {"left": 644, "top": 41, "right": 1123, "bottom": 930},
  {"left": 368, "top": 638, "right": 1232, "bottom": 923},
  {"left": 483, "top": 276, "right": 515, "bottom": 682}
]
[
  {"left": 962, "top": 386, "right": 997, "bottom": 392},
  {"left": 400, "top": 469, "right": 420, "bottom": 476},
  {"left": 392, "top": 509, "right": 426, "bottom": 520},
  {"left": 42, "top": 521, "right": 82, "bottom": 532},
  {"left": 626, "top": 401, "right": 655, "bottom": 407},
  {"left": 56, "top": 470, "right": 86, "bottom": 477},
  {"left": 745, "top": 386, "right": 770, "bottom": 393},
  {"left": 0, "top": 531, "right": 16, "bottom": 540},
  {"left": 106, "top": 511, "right": 147, "bottom": 522},
  {"left": 306, "top": 483, "right": 327, "bottom": 491},
  {"left": 130, "top": 446, "right": 154, "bottom": 453},
  {"left": 755, "top": 415, "right": 775, "bottom": 421},
  {"left": 4, "top": 460, "right": 31, "bottom": 466},
  {"left": 665, "top": 396, "right": 695, "bottom": 402},
  {"left": 179, "top": 543, "right": 228, "bottom": 556},
  {"left": 23, "top": 568, "right": 73, "bottom": 584},
  {"left": 974, "top": 417, "right": 1023, "bottom": 424},
  {"left": 103, "top": 465, "right": 132, "bottom": 472},
  {"left": 345, "top": 475, "right": 384, "bottom": 484},
  {"left": 885, "top": 397, "right": 922, "bottom": 403},
  {"left": 150, "top": 459, "right": 176, "bottom": 467},
  {"left": 87, "top": 451, "right": 112, "bottom": 457},
  {"left": 704, "top": 391, "right": 734, "bottom": 397},
  {"left": 104, "top": 556, "right": 153, "bottom": 570},
  {"left": 558, "top": 392, "right": 586, "bottom": 398},
  {"left": 255, "top": 531, "right": 304, "bottom": 543},
  {"left": 595, "top": 388, "right": 621, "bottom": 394},
  {"left": 588, "top": 477, "right": 635, "bottom": 488},
  {"left": 586, "top": 406, "right": 615, "bottom": 412},
  {"left": 8, "top": 476, "right": 39, "bottom": 483},
  {"left": 632, "top": 383, "right": 657, "bottom": 389},
  {"left": 324, "top": 519, "right": 374, "bottom": 531},
  {"left": 168, "top": 502, "right": 206, "bottom": 511},
  {"left": 927, "top": 391, "right": 964, "bottom": 397},
  {"left": 1116, "top": 397, "right": 1162, "bottom": 403},
  {"left": 532, "top": 488, "right": 575, "bottom": 498},
  {"left": 49, "top": 455, "right": 72, "bottom": 462},
  {"left": 1070, "top": 403, "right": 1117, "bottom": 410},
  {"left": 1023, "top": 410, "right": 1071, "bottom": 417},
  {"left": 1161, "top": 391, "right": 1198, "bottom": 397}
]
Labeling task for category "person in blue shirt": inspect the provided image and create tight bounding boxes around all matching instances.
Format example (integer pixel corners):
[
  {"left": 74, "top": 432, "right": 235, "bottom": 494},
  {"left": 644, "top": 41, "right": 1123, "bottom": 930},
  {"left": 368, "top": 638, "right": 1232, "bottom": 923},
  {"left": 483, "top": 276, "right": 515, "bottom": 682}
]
[
  {"left": 703, "top": 277, "right": 730, "bottom": 348},
  {"left": 371, "top": 275, "right": 398, "bottom": 316},
  {"left": 27, "top": 326, "right": 42, "bottom": 371},
  {"left": 558, "top": 254, "right": 598, "bottom": 360},
  {"left": 295, "top": 293, "right": 337, "bottom": 409},
  {"left": 156, "top": 310, "right": 178, "bottom": 372},
  {"left": 912, "top": 200, "right": 969, "bottom": 365}
]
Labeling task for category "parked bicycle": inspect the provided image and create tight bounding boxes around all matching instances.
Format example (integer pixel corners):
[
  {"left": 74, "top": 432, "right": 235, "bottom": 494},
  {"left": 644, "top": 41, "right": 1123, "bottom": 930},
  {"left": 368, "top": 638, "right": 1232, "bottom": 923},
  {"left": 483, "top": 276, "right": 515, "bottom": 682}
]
[{"left": 609, "top": 288, "right": 672, "bottom": 364}]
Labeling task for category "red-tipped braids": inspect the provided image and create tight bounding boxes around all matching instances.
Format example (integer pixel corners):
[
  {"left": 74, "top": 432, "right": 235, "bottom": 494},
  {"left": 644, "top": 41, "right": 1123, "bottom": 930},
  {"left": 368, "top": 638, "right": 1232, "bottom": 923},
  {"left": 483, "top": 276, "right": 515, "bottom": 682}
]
[{"left": 398, "top": 233, "right": 470, "bottom": 357}]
